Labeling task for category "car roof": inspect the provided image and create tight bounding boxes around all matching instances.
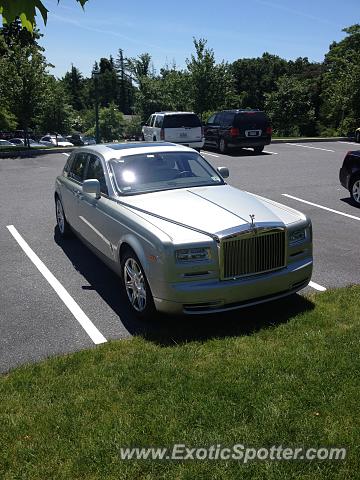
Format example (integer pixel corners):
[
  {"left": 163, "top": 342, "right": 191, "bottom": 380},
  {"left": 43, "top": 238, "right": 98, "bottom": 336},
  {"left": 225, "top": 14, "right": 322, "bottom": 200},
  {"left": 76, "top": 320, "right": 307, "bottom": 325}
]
[
  {"left": 220, "top": 109, "right": 262, "bottom": 113},
  {"left": 76, "top": 142, "right": 197, "bottom": 161},
  {"left": 152, "top": 111, "right": 196, "bottom": 115}
]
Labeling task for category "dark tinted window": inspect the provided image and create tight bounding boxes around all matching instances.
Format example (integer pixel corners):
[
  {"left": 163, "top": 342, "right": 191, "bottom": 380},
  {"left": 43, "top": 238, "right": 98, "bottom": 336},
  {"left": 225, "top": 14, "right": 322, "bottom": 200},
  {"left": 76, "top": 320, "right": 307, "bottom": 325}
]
[
  {"left": 85, "top": 154, "right": 108, "bottom": 194},
  {"left": 163, "top": 114, "right": 201, "bottom": 128},
  {"left": 234, "top": 111, "right": 269, "bottom": 127},
  {"left": 69, "top": 152, "right": 87, "bottom": 182},
  {"left": 207, "top": 114, "right": 216, "bottom": 125},
  {"left": 221, "top": 112, "right": 235, "bottom": 126},
  {"left": 155, "top": 115, "right": 163, "bottom": 128}
]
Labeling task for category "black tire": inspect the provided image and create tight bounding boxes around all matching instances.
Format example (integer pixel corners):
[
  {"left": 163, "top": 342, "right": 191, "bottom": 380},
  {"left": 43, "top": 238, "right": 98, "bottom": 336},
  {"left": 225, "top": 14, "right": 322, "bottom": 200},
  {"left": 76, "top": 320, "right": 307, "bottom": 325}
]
[
  {"left": 349, "top": 175, "right": 360, "bottom": 207},
  {"left": 253, "top": 146, "right": 264, "bottom": 154},
  {"left": 141, "top": 133, "right": 145, "bottom": 141},
  {"left": 355, "top": 131, "right": 360, "bottom": 143},
  {"left": 55, "top": 196, "right": 72, "bottom": 238},
  {"left": 121, "top": 249, "right": 155, "bottom": 320},
  {"left": 218, "top": 137, "right": 228, "bottom": 154}
]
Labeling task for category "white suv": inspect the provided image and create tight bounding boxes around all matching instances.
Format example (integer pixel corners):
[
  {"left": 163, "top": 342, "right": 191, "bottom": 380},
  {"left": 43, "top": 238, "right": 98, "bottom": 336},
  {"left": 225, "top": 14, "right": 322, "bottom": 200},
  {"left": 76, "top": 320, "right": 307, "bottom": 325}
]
[{"left": 141, "top": 112, "right": 204, "bottom": 151}]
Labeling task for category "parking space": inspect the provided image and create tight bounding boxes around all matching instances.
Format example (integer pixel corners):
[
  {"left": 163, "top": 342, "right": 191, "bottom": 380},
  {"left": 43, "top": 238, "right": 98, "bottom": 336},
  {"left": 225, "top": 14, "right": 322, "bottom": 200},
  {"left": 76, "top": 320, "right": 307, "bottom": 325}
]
[{"left": 0, "top": 141, "right": 359, "bottom": 371}]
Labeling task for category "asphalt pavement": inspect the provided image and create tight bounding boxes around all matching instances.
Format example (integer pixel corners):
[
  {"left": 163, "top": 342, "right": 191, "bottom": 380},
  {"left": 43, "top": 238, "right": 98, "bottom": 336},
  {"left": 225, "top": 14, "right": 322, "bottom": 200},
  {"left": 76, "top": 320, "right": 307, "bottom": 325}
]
[{"left": 1, "top": 141, "right": 359, "bottom": 372}]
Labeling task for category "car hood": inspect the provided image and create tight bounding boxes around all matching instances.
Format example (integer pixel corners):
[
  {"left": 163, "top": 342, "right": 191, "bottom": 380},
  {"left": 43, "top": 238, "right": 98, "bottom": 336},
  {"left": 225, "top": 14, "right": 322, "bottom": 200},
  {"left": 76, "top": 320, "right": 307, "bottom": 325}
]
[{"left": 121, "top": 185, "right": 305, "bottom": 237}]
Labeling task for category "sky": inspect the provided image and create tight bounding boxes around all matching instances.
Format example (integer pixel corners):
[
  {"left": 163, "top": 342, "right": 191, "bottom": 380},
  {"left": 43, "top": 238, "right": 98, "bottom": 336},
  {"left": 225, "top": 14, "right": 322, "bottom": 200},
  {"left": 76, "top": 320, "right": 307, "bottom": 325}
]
[{"left": 37, "top": 0, "right": 359, "bottom": 78}]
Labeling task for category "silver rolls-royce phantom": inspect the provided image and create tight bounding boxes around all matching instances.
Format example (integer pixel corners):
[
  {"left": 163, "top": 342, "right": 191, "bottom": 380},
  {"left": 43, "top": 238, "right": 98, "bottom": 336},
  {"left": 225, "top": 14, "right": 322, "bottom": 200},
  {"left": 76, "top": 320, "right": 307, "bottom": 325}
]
[{"left": 55, "top": 142, "right": 313, "bottom": 318}]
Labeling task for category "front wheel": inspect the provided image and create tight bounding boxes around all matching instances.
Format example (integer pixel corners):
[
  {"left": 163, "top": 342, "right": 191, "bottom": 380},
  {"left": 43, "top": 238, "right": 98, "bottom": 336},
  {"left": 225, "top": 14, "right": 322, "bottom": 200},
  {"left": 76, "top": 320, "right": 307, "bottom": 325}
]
[
  {"left": 350, "top": 176, "right": 360, "bottom": 206},
  {"left": 121, "top": 250, "right": 155, "bottom": 319},
  {"left": 355, "top": 131, "right": 360, "bottom": 143},
  {"left": 253, "top": 146, "right": 264, "bottom": 154}
]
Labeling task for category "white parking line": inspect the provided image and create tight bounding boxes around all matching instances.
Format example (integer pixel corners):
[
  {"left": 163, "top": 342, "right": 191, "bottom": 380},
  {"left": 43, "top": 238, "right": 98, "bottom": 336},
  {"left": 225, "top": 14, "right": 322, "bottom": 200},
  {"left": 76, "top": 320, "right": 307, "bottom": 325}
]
[
  {"left": 61, "top": 153, "right": 70, "bottom": 157},
  {"left": 337, "top": 141, "right": 357, "bottom": 145},
  {"left": 263, "top": 150, "right": 279, "bottom": 155},
  {"left": 6, "top": 225, "right": 107, "bottom": 345},
  {"left": 201, "top": 151, "right": 219, "bottom": 158},
  {"left": 285, "top": 143, "right": 335, "bottom": 153},
  {"left": 282, "top": 194, "right": 360, "bottom": 222},
  {"left": 309, "top": 281, "right": 327, "bottom": 292}
]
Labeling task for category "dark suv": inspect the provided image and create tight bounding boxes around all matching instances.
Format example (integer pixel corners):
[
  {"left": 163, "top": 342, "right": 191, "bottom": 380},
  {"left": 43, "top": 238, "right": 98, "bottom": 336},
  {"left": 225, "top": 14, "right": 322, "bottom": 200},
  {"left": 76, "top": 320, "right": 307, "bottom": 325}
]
[
  {"left": 339, "top": 150, "right": 360, "bottom": 206},
  {"left": 203, "top": 109, "right": 272, "bottom": 154}
]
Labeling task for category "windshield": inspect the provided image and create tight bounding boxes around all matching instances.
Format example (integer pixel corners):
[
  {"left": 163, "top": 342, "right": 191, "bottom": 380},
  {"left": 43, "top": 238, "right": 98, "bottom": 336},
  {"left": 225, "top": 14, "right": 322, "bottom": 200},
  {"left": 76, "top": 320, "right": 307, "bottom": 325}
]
[
  {"left": 163, "top": 114, "right": 201, "bottom": 128},
  {"left": 110, "top": 151, "right": 225, "bottom": 195}
]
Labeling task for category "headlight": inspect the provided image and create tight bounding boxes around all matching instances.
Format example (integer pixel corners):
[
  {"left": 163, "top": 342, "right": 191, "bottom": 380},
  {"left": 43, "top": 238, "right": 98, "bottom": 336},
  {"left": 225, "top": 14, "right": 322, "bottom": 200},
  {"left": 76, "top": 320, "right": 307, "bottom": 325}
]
[
  {"left": 175, "top": 247, "right": 211, "bottom": 262},
  {"left": 289, "top": 228, "right": 306, "bottom": 245}
]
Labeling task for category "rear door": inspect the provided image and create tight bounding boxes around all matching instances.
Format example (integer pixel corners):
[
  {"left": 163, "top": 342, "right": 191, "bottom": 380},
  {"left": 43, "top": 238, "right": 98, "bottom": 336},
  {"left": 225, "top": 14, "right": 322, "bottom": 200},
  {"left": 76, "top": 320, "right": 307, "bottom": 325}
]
[
  {"left": 163, "top": 114, "right": 202, "bottom": 145},
  {"left": 61, "top": 152, "right": 88, "bottom": 231},
  {"left": 234, "top": 111, "right": 270, "bottom": 140}
]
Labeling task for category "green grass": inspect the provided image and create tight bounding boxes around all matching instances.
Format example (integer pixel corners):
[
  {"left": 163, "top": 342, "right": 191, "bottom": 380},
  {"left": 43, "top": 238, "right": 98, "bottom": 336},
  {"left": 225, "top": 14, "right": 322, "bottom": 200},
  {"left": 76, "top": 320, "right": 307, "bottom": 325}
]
[{"left": 1, "top": 286, "right": 360, "bottom": 479}]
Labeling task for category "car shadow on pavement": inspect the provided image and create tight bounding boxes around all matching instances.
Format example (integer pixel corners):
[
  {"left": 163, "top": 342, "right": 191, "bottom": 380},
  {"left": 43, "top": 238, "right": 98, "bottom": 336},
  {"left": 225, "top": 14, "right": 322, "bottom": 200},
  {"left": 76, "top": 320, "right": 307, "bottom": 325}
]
[
  {"left": 202, "top": 147, "right": 272, "bottom": 157},
  {"left": 54, "top": 228, "right": 315, "bottom": 347}
]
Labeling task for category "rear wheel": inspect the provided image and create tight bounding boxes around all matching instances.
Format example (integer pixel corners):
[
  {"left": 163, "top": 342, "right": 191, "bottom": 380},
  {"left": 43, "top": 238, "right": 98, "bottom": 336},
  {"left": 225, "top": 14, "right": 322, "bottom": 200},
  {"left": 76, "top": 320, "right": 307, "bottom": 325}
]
[
  {"left": 55, "top": 197, "right": 72, "bottom": 237},
  {"left": 121, "top": 249, "right": 155, "bottom": 319},
  {"left": 350, "top": 176, "right": 360, "bottom": 206},
  {"left": 218, "top": 138, "right": 228, "bottom": 154},
  {"left": 253, "top": 146, "right": 264, "bottom": 154},
  {"left": 355, "top": 131, "right": 360, "bottom": 143}
]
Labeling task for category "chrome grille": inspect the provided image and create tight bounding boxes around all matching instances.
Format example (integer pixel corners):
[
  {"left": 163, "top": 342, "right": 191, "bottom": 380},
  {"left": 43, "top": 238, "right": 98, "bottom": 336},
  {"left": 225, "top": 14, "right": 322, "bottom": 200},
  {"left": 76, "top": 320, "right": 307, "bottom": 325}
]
[{"left": 221, "top": 229, "right": 286, "bottom": 279}]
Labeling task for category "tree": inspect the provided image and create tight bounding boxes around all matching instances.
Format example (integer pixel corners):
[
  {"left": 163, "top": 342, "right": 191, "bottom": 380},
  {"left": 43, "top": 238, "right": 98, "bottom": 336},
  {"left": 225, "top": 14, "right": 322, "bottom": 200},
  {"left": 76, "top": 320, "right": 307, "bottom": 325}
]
[
  {"left": 265, "top": 76, "right": 316, "bottom": 137},
  {"left": 231, "top": 53, "right": 288, "bottom": 109},
  {"left": 186, "top": 38, "right": 237, "bottom": 119},
  {"left": 37, "top": 76, "right": 76, "bottom": 134},
  {"left": 0, "top": 0, "right": 88, "bottom": 32},
  {"left": 86, "top": 102, "right": 125, "bottom": 142},
  {"left": 62, "top": 65, "right": 85, "bottom": 111},
  {"left": 115, "top": 48, "right": 134, "bottom": 115},
  {"left": 321, "top": 24, "right": 360, "bottom": 134},
  {"left": 0, "top": 23, "right": 49, "bottom": 142}
]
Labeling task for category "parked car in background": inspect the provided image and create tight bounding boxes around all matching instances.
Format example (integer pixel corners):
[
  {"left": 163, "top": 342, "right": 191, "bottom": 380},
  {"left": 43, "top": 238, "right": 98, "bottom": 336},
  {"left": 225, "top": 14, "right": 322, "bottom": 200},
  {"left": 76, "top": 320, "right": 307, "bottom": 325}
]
[
  {"left": 67, "top": 134, "right": 96, "bottom": 146},
  {"left": 203, "top": 109, "right": 272, "bottom": 154},
  {"left": 40, "top": 135, "right": 73, "bottom": 147},
  {"left": 355, "top": 127, "right": 360, "bottom": 143},
  {"left": 0, "top": 139, "right": 16, "bottom": 147},
  {"left": 55, "top": 142, "right": 312, "bottom": 319},
  {"left": 339, "top": 149, "right": 360, "bottom": 206},
  {"left": 9, "top": 138, "right": 44, "bottom": 148},
  {"left": 141, "top": 112, "right": 204, "bottom": 151}
]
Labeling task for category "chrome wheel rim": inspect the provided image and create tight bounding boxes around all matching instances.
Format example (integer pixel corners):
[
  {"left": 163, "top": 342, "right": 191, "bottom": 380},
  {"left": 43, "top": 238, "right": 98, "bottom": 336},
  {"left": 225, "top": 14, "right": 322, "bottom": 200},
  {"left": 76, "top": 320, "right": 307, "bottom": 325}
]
[
  {"left": 124, "top": 258, "right": 147, "bottom": 312},
  {"left": 353, "top": 180, "right": 360, "bottom": 204},
  {"left": 56, "top": 200, "right": 65, "bottom": 234}
]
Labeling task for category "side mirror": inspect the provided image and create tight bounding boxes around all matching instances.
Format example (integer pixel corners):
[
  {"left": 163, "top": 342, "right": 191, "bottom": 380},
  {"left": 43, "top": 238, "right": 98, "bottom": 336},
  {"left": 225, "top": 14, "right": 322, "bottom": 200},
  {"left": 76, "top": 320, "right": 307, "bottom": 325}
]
[
  {"left": 83, "top": 179, "right": 101, "bottom": 199},
  {"left": 217, "top": 166, "right": 229, "bottom": 179}
]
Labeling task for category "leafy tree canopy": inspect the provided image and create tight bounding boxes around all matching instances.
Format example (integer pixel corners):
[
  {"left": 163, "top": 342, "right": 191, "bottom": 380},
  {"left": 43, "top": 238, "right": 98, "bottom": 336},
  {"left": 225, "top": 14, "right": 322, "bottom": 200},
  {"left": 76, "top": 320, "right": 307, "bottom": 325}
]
[{"left": 0, "top": 0, "right": 88, "bottom": 32}]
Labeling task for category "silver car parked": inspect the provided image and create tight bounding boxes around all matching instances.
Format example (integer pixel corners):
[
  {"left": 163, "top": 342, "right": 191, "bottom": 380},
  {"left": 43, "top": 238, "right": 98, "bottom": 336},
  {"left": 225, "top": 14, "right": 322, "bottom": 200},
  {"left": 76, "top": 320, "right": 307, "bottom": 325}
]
[{"left": 55, "top": 142, "right": 313, "bottom": 318}]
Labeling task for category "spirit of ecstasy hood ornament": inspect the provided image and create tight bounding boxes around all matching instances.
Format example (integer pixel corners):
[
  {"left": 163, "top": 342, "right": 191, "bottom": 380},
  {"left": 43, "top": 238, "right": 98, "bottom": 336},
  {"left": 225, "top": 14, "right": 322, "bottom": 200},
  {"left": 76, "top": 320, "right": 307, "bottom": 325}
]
[{"left": 249, "top": 214, "right": 256, "bottom": 228}]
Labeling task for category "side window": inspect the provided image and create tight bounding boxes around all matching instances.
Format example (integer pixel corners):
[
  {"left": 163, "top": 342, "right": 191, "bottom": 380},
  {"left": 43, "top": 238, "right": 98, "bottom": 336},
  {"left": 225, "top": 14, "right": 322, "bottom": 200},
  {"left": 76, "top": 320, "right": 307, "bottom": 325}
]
[
  {"left": 63, "top": 153, "right": 75, "bottom": 176},
  {"left": 154, "top": 115, "right": 163, "bottom": 128},
  {"left": 207, "top": 114, "right": 216, "bottom": 125},
  {"left": 69, "top": 153, "right": 87, "bottom": 182},
  {"left": 145, "top": 116, "right": 152, "bottom": 127},
  {"left": 150, "top": 115, "right": 156, "bottom": 127},
  {"left": 214, "top": 113, "right": 223, "bottom": 125},
  {"left": 85, "top": 154, "right": 108, "bottom": 195}
]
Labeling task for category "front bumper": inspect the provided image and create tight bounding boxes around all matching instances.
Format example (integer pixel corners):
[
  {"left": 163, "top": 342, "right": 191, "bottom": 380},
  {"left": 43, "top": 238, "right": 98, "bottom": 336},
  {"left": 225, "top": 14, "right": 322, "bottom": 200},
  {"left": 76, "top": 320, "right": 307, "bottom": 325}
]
[
  {"left": 153, "top": 258, "right": 313, "bottom": 314},
  {"left": 228, "top": 136, "right": 271, "bottom": 149},
  {"left": 339, "top": 166, "right": 350, "bottom": 190}
]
